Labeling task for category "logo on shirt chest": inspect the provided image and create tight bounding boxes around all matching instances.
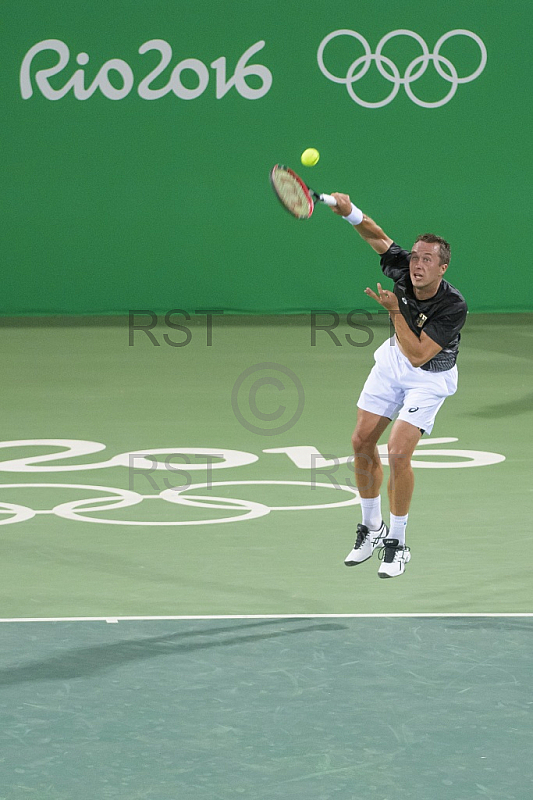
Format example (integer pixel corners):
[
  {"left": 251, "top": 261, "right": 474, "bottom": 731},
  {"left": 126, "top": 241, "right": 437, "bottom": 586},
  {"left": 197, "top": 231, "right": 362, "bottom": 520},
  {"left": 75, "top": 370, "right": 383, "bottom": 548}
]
[{"left": 415, "top": 313, "right": 428, "bottom": 328}]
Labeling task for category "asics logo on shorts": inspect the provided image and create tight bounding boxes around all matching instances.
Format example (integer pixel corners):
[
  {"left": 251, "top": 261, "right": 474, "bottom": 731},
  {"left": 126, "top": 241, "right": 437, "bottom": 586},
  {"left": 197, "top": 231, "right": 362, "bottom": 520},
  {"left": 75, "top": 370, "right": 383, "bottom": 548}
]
[
  {"left": 408, "top": 407, "right": 419, "bottom": 412},
  {"left": 317, "top": 29, "right": 487, "bottom": 108}
]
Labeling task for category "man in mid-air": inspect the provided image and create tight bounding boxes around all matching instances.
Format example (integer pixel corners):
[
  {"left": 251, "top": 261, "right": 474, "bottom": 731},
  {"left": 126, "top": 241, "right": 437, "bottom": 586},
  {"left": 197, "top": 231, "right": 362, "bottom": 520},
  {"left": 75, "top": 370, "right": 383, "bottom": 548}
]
[{"left": 331, "top": 192, "right": 468, "bottom": 578}]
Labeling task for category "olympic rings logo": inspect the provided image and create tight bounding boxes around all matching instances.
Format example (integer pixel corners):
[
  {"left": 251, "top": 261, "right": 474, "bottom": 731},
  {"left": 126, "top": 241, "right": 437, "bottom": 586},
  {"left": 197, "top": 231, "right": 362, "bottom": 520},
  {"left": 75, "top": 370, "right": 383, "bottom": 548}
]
[
  {"left": 0, "top": 481, "right": 360, "bottom": 527},
  {"left": 0, "top": 437, "right": 505, "bottom": 527},
  {"left": 317, "top": 29, "right": 487, "bottom": 108}
]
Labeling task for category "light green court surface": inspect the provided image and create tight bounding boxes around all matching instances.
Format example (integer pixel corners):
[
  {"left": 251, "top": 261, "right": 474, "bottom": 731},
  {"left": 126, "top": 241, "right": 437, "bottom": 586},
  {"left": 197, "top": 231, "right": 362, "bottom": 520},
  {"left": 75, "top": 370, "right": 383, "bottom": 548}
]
[
  {"left": 0, "top": 313, "right": 531, "bottom": 799},
  {"left": 0, "top": 313, "right": 531, "bottom": 617}
]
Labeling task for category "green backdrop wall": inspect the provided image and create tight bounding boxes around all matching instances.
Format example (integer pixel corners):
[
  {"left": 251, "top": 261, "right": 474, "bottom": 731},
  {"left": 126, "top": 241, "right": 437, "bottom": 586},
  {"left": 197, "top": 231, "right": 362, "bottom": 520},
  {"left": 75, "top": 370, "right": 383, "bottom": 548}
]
[{"left": 1, "top": 0, "right": 531, "bottom": 314}]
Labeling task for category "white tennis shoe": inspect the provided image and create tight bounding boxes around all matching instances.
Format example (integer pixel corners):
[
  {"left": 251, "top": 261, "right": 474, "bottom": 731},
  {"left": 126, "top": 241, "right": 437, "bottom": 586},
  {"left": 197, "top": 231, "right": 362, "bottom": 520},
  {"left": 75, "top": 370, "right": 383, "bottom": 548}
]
[
  {"left": 378, "top": 538, "right": 411, "bottom": 578},
  {"left": 344, "top": 522, "right": 389, "bottom": 566}
]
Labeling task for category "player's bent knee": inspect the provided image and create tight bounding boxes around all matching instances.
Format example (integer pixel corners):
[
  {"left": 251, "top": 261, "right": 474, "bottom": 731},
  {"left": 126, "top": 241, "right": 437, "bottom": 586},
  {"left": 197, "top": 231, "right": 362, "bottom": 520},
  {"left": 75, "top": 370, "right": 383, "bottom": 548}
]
[
  {"left": 351, "top": 431, "right": 364, "bottom": 452},
  {"left": 387, "top": 440, "right": 417, "bottom": 472},
  {"left": 387, "top": 450, "right": 413, "bottom": 471},
  {"left": 353, "top": 410, "right": 391, "bottom": 451},
  {"left": 351, "top": 429, "right": 377, "bottom": 453}
]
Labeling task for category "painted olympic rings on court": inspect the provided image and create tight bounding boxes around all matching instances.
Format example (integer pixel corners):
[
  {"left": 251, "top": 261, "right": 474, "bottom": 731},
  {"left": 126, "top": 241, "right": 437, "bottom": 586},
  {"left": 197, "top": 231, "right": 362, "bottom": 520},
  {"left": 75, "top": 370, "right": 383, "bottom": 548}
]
[
  {"left": 0, "top": 481, "right": 360, "bottom": 527},
  {"left": 317, "top": 29, "right": 487, "bottom": 108}
]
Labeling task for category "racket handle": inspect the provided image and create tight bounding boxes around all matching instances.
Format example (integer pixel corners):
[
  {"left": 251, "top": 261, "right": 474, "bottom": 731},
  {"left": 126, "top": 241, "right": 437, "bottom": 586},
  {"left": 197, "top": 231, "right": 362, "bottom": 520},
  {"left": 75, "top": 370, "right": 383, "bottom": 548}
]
[{"left": 319, "top": 194, "right": 337, "bottom": 207}]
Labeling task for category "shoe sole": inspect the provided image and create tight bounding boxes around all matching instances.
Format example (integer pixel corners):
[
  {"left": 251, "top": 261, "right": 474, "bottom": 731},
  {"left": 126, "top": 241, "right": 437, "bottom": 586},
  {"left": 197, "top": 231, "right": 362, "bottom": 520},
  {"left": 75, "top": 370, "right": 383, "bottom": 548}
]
[
  {"left": 344, "top": 554, "right": 373, "bottom": 567},
  {"left": 378, "top": 571, "right": 405, "bottom": 579},
  {"left": 378, "top": 564, "right": 409, "bottom": 578}
]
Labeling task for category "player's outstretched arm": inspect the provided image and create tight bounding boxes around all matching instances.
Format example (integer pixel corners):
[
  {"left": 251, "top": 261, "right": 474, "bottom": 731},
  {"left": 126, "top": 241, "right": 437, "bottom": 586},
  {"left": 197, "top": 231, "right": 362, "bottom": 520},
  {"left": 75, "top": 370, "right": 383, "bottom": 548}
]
[{"left": 331, "top": 192, "right": 393, "bottom": 255}]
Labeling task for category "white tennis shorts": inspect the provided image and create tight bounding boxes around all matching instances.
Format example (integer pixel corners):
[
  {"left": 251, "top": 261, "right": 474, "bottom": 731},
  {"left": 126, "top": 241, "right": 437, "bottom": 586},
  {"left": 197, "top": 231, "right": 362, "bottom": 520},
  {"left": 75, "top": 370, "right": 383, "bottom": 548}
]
[{"left": 357, "top": 336, "right": 458, "bottom": 435}]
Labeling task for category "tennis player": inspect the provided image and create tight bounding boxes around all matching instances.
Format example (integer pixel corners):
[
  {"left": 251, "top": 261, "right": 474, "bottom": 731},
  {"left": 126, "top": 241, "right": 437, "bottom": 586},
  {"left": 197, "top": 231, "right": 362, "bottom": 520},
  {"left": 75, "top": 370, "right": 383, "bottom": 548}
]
[{"left": 330, "top": 193, "right": 468, "bottom": 578}]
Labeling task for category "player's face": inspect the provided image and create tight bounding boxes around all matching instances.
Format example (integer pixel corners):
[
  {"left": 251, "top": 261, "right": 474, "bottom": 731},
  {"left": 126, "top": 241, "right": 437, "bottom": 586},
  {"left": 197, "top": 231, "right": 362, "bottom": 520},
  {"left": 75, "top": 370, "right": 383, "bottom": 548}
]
[{"left": 409, "top": 241, "right": 447, "bottom": 291}]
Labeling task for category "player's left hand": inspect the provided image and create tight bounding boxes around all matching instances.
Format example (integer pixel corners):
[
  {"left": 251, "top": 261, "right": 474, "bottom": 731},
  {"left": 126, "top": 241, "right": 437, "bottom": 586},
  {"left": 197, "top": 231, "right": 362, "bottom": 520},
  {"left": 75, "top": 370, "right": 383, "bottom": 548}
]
[{"left": 365, "top": 283, "right": 399, "bottom": 311}]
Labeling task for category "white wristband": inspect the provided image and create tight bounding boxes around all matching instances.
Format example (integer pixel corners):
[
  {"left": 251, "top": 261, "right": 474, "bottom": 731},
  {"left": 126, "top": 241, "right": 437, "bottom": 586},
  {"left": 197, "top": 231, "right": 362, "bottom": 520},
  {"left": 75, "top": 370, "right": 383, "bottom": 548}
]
[{"left": 343, "top": 203, "right": 364, "bottom": 226}]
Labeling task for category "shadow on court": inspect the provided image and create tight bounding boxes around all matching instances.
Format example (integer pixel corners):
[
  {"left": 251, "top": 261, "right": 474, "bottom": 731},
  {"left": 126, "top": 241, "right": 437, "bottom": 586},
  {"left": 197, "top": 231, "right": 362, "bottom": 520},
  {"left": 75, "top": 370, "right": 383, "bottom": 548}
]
[
  {"left": 437, "top": 618, "right": 533, "bottom": 632},
  {"left": 0, "top": 619, "right": 347, "bottom": 686},
  {"left": 466, "top": 390, "right": 533, "bottom": 418}
]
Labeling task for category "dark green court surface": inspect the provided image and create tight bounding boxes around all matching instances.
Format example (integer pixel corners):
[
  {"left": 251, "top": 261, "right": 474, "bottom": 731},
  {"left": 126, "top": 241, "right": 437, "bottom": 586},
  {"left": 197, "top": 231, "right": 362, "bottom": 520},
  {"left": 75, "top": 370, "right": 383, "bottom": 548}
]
[{"left": 0, "top": 617, "right": 531, "bottom": 800}]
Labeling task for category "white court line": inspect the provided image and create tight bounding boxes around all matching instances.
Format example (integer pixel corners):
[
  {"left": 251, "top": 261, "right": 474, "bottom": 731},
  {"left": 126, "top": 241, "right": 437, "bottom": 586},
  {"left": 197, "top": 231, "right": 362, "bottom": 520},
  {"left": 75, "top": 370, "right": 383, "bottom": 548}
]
[{"left": 0, "top": 613, "right": 531, "bottom": 623}]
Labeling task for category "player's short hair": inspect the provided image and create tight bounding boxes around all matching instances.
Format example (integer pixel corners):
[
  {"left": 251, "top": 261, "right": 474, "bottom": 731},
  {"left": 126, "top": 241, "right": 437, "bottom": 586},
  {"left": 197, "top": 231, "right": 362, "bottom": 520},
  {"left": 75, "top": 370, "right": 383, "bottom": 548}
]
[{"left": 415, "top": 233, "right": 451, "bottom": 265}]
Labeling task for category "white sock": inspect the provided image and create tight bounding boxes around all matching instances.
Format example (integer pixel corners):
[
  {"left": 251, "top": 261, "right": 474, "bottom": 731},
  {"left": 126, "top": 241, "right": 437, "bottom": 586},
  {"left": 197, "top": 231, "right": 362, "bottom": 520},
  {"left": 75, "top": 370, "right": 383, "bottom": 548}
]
[
  {"left": 361, "top": 496, "right": 382, "bottom": 531},
  {"left": 390, "top": 513, "right": 408, "bottom": 545}
]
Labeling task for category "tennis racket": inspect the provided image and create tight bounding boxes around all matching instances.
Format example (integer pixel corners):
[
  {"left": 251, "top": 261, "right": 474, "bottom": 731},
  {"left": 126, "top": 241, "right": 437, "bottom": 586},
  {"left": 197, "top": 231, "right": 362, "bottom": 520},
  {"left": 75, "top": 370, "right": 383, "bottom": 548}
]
[{"left": 270, "top": 164, "right": 337, "bottom": 220}]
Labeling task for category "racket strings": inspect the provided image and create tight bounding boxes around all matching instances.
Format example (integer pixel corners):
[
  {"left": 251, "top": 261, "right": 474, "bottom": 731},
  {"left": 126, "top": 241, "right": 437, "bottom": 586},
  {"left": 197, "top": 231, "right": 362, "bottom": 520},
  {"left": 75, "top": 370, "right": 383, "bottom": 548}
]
[{"left": 271, "top": 166, "right": 313, "bottom": 219}]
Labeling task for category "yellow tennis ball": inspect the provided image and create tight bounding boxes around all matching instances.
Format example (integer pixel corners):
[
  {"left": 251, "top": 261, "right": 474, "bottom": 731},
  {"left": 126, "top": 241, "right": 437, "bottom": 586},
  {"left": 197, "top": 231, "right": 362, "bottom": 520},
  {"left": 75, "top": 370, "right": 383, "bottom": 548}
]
[{"left": 301, "top": 148, "right": 320, "bottom": 167}]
